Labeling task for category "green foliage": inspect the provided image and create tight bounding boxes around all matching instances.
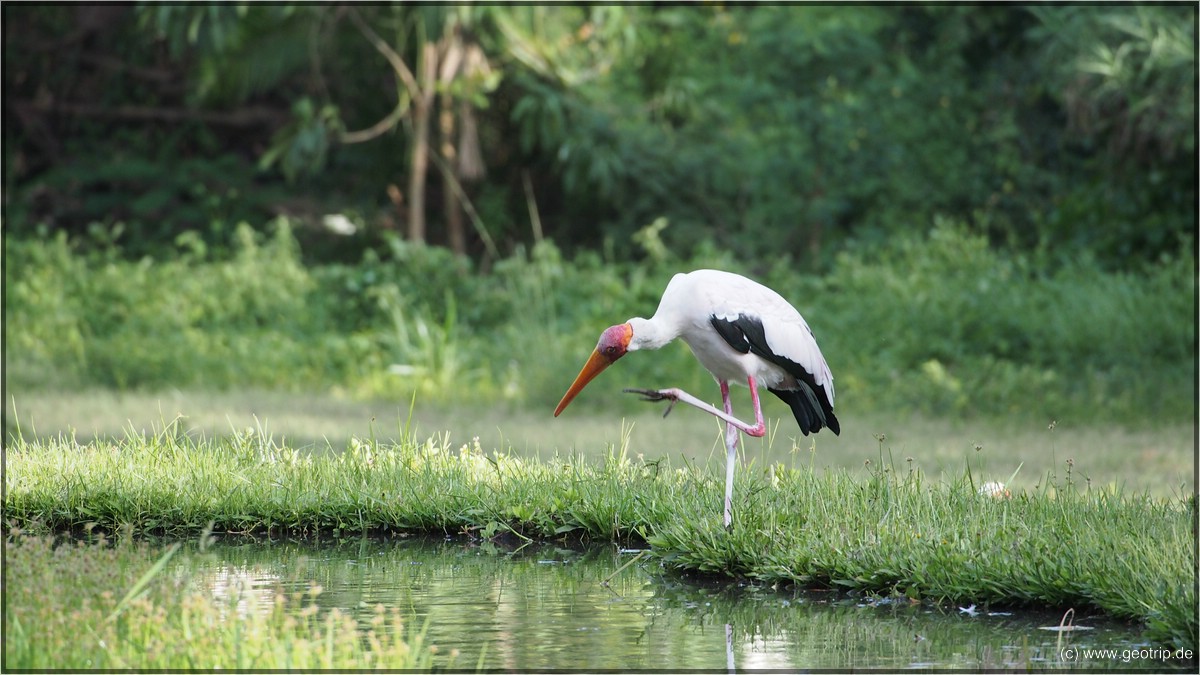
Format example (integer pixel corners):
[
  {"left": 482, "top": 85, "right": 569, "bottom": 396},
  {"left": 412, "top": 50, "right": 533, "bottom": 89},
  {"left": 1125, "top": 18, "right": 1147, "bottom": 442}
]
[
  {"left": 5, "top": 220, "right": 1193, "bottom": 422},
  {"left": 13, "top": 152, "right": 286, "bottom": 257},
  {"left": 808, "top": 220, "right": 1195, "bottom": 419},
  {"left": 6, "top": 220, "right": 364, "bottom": 391},
  {"left": 260, "top": 98, "right": 345, "bottom": 182},
  {"left": 1030, "top": 5, "right": 1196, "bottom": 160},
  {"left": 5, "top": 5, "right": 1194, "bottom": 267},
  {"left": 500, "top": 5, "right": 1194, "bottom": 266},
  {"left": 140, "top": 4, "right": 311, "bottom": 106}
]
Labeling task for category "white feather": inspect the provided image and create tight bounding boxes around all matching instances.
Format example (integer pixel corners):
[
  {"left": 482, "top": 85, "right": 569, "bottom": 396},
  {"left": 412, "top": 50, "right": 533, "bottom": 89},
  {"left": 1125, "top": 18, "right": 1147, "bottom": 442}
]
[{"left": 628, "top": 269, "right": 835, "bottom": 405}]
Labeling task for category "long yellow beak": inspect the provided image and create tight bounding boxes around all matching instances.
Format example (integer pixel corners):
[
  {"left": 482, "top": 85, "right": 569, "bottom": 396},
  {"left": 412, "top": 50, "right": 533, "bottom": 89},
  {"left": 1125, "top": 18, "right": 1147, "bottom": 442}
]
[{"left": 553, "top": 348, "right": 613, "bottom": 416}]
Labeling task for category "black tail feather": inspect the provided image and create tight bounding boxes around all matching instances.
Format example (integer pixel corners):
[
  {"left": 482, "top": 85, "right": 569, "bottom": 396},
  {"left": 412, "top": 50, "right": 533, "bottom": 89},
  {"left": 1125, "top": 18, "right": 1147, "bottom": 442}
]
[{"left": 769, "top": 383, "right": 840, "bottom": 436}]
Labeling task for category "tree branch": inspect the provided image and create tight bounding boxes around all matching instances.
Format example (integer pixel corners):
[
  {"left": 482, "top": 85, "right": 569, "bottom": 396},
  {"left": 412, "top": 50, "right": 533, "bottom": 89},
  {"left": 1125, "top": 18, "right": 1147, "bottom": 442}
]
[
  {"left": 346, "top": 7, "right": 422, "bottom": 101},
  {"left": 342, "top": 7, "right": 434, "bottom": 145},
  {"left": 430, "top": 149, "right": 499, "bottom": 259},
  {"left": 340, "top": 103, "right": 409, "bottom": 144}
]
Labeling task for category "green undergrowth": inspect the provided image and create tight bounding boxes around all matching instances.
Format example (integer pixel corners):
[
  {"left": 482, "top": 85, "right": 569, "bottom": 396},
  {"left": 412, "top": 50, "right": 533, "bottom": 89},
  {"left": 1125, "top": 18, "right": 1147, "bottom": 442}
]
[
  {"left": 3, "top": 532, "right": 453, "bottom": 670},
  {"left": 5, "top": 218, "right": 1195, "bottom": 423},
  {"left": 5, "top": 423, "right": 1195, "bottom": 650}
]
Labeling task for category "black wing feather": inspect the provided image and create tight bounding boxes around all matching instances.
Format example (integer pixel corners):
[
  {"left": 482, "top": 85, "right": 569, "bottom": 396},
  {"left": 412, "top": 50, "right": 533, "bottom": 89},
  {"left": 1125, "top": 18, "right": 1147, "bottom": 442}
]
[
  {"left": 709, "top": 318, "right": 750, "bottom": 354},
  {"left": 709, "top": 315, "right": 841, "bottom": 436}
]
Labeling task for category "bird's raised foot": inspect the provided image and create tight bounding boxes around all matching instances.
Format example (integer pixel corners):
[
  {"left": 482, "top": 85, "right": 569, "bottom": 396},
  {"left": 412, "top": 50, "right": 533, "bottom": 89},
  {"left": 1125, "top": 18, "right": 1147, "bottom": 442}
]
[
  {"left": 622, "top": 387, "right": 676, "bottom": 401},
  {"left": 622, "top": 387, "right": 679, "bottom": 418}
]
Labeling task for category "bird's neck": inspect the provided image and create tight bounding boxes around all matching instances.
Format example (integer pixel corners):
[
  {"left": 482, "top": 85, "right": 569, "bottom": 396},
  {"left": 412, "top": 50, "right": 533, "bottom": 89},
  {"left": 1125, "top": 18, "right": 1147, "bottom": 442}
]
[{"left": 627, "top": 316, "right": 677, "bottom": 351}]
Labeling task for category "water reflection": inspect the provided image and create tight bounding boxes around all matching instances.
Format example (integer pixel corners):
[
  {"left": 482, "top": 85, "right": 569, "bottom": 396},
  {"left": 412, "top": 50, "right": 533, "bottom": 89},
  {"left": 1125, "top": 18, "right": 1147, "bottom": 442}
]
[
  {"left": 204, "top": 562, "right": 282, "bottom": 622},
  {"left": 175, "top": 536, "right": 1167, "bottom": 671}
]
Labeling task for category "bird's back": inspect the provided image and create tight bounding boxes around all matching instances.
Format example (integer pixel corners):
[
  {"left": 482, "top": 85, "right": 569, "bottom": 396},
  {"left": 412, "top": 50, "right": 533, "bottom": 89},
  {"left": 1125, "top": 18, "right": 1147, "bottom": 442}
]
[
  {"left": 660, "top": 270, "right": 800, "bottom": 320},
  {"left": 658, "top": 270, "right": 817, "bottom": 356}
]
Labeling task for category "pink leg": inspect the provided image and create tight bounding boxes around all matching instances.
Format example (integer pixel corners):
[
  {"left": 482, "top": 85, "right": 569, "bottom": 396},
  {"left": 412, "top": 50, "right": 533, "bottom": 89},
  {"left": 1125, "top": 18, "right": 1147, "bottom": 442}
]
[
  {"left": 627, "top": 377, "right": 767, "bottom": 528},
  {"left": 625, "top": 376, "right": 766, "bottom": 437}
]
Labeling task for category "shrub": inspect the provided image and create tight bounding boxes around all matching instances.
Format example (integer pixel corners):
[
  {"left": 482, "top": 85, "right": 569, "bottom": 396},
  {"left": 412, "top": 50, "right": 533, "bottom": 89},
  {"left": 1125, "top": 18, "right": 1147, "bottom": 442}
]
[{"left": 4, "top": 218, "right": 1192, "bottom": 424}]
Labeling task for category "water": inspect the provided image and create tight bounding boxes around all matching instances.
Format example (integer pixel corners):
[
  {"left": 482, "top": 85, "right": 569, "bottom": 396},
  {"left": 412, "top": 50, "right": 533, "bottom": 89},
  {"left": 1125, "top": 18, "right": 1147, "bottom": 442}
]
[{"left": 174, "top": 535, "right": 1173, "bottom": 671}]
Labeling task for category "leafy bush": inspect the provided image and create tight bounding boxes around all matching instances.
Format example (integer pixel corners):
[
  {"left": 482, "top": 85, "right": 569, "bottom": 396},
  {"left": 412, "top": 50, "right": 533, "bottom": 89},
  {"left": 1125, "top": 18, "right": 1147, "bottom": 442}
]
[
  {"left": 6, "top": 220, "right": 365, "bottom": 391},
  {"left": 808, "top": 220, "right": 1196, "bottom": 420},
  {"left": 4, "top": 219, "right": 1193, "bottom": 424}
]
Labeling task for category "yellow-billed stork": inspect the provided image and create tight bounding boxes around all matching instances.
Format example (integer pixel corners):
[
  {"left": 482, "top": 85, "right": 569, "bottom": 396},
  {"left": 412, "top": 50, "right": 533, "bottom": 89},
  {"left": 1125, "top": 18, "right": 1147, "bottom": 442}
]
[{"left": 554, "top": 269, "right": 840, "bottom": 527}]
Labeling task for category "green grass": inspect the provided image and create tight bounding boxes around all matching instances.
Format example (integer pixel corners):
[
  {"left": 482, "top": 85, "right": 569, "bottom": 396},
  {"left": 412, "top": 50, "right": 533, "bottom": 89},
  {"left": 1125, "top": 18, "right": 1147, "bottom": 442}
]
[
  {"left": 3, "top": 531, "right": 454, "bottom": 670},
  {"left": 10, "top": 388, "right": 1193, "bottom": 498},
  {"left": 5, "top": 421, "right": 1195, "bottom": 650}
]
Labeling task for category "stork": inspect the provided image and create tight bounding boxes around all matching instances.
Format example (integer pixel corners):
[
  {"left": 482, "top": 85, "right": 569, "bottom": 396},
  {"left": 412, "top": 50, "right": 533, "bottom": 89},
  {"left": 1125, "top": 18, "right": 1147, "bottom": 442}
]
[{"left": 554, "top": 269, "right": 840, "bottom": 527}]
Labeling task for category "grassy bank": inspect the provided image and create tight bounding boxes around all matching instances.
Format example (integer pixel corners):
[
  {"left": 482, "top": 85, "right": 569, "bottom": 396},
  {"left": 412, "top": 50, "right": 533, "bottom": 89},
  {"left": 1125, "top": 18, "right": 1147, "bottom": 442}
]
[
  {"left": 9, "top": 389, "right": 1194, "bottom": 498},
  {"left": 4, "top": 532, "right": 454, "bottom": 670},
  {"left": 6, "top": 424, "right": 1194, "bottom": 650}
]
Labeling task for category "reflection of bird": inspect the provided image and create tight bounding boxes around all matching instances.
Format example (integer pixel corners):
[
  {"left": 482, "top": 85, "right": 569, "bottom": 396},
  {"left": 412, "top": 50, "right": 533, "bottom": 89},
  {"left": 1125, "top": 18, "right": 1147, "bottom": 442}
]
[{"left": 554, "top": 269, "right": 840, "bottom": 527}]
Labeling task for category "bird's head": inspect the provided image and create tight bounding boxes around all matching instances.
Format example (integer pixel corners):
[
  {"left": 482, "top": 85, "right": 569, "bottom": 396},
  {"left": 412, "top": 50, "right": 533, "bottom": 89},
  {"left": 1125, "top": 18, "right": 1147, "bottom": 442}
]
[{"left": 553, "top": 323, "right": 633, "bottom": 416}]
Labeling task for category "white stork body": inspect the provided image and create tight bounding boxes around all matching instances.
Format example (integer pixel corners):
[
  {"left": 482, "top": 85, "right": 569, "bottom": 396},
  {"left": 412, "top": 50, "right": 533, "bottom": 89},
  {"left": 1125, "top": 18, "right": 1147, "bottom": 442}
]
[
  {"left": 554, "top": 269, "right": 840, "bottom": 527},
  {"left": 629, "top": 270, "right": 835, "bottom": 396}
]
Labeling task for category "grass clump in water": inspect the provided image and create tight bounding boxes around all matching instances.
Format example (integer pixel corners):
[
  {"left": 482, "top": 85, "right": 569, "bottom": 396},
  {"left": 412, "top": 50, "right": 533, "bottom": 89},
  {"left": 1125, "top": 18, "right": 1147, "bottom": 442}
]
[
  {"left": 648, "top": 459, "right": 1196, "bottom": 651},
  {"left": 5, "top": 423, "right": 1194, "bottom": 651},
  {"left": 4, "top": 420, "right": 673, "bottom": 541},
  {"left": 3, "top": 530, "right": 452, "bottom": 670}
]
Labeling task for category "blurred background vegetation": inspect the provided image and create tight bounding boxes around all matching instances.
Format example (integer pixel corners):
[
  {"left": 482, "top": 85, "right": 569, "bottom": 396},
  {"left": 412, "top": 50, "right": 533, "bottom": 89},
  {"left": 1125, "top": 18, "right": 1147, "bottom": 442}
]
[{"left": 4, "top": 4, "right": 1196, "bottom": 427}]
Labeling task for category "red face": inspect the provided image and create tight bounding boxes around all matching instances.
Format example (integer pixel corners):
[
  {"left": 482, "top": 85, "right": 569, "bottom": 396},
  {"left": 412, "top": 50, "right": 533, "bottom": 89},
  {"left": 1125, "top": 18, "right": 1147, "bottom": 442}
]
[
  {"left": 596, "top": 323, "right": 633, "bottom": 361},
  {"left": 553, "top": 323, "right": 632, "bottom": 416}
]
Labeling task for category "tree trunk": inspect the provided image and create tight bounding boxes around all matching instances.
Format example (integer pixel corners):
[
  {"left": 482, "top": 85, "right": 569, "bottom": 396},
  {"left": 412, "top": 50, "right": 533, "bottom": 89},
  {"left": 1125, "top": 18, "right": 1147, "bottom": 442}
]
[
  {"left": 440, "top": 92, "right": 465, "bottom": 256},
  {"left": 407, "top": 42, "right": 438, "bottom": 245}
]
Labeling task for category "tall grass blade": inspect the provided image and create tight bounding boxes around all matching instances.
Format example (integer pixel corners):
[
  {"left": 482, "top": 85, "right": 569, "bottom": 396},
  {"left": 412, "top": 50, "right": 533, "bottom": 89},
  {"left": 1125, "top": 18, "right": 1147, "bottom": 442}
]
[{"left": 106, "top": 542, "right": 181, "bottom": 623}]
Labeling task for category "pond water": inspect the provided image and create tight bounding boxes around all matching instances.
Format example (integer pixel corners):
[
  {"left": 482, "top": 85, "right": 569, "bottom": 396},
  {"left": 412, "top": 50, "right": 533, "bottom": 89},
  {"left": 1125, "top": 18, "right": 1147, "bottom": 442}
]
[{"left": 173, "top": 535, "right": 1175, "bottom": 671}]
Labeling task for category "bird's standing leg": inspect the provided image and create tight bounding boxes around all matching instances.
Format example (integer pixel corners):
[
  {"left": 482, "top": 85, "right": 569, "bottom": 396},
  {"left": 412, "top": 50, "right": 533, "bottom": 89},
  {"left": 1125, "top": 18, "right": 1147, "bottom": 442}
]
[
  {"left": 720, "top": 380, "right": 738, "bottom": 529},
  {"left": 626, "top": 377, "right": 767, "bottom": 528}
]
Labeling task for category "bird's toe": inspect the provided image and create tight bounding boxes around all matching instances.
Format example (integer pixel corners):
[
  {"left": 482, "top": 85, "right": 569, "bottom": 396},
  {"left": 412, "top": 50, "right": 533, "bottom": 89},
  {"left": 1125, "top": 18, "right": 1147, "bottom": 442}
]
[{"left": 622, "top": 387, "right": 674, "bottom": 402}]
